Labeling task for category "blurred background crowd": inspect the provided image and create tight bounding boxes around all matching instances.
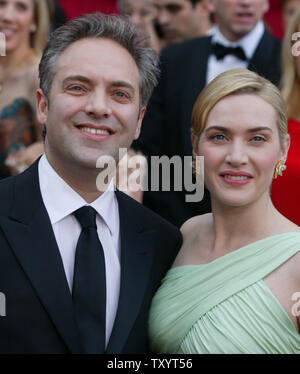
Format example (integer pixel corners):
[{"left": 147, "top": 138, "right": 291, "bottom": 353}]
[{"left": 0, "top": 0, "right": 299, "bottom": 226}]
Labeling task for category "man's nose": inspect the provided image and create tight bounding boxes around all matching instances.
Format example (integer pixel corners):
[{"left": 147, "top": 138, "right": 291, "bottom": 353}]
[
  {"left": 225, "top": 141, "right": 248, "bottom": 166},
  {"left": 238, "top": 0, "right": 253, "bottom": 7},
  {"left": 131, "top": 13, "right": 143, "bottom": 28},
  {"left": 158, "top": 9, "right": 171, "bottom": 25},
  {"left": 84, "top": 90, "right": 112, "bottom": 119}
]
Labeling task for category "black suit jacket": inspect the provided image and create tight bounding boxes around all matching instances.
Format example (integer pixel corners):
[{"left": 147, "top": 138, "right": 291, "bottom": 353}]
[
  {"left": 133, "top": 31, "right": 282, "bottom": 227},
  {"left": 0, "top": 160, "right": 182, "bottom": 354}
]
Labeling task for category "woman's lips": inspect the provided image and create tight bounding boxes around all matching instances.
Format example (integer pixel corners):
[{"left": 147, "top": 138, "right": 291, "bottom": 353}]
[{"left": 219, "top": 171, "right": 253, "bottom": 186}]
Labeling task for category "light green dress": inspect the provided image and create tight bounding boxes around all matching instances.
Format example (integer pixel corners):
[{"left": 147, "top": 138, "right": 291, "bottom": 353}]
[{"left": 149, "top": 232, "right": 300, "bottom": 354}]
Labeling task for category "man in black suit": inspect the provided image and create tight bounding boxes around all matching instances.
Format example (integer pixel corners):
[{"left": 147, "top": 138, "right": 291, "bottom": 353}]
[
  {"left": 133, "top": 0, "right": 282, "bottom": 227},
  {"left": 0, "top": 13, "right": 181, "bottom": 354}
]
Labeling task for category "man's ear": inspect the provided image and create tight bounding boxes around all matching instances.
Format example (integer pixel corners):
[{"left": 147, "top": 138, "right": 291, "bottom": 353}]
[
  {"left": 134, "top": 106, "right": 146, "bottom": 140},
  {"left": 194, "top": 0, "right": 209, "bottom": 18},
  {"left": 203, "top": 0, "right": 216, "bottom": 13},
  {"left": 262, "top": 0, "right": 269, "bottom": 15},
  {"left": 36, "top": 89, "right": 49, "bottom": 125}
]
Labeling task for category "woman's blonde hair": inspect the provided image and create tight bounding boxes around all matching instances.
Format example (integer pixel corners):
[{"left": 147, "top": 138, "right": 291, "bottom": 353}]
[
  {"left": 280, "top": 5, "right": 300, "bottom": 118},
  {"left": 191, "top": 68, "right": 287, "bottom": 145},
  {"left": 31, "top": 0, "right": 50, "bottom": 54}
]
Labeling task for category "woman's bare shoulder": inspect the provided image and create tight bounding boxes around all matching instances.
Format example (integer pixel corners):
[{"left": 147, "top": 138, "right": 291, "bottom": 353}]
[
  {"left": 180, "top": 213, "right": 213, "bottom": 239},
  {"left": 171, "top": 214, "right": 213, "bottom": 268}
]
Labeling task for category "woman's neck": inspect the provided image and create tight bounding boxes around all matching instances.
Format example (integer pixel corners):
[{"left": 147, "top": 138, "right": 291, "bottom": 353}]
[
  {"left": 210, "top": 195, "right": 283, "bottom": 253},
  {"left": 1, "top": 42, "right": 34, "bottom": 73}
]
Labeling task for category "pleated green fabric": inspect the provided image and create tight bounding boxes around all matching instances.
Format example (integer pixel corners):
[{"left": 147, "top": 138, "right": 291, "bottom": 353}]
[{"left": 149, "top": 232, "right": 300, "bottom": 354}]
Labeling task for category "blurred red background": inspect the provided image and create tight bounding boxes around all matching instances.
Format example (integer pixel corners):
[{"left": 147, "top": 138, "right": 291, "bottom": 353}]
[
  {"left": 265, "top": 0, "right": 283, "bottom": 39},
  {"left": 56, "top": 0, "right": 284, "bottom": 39},
  {"left": 56, "top": 0, "right": 118, "bottom": 20}
]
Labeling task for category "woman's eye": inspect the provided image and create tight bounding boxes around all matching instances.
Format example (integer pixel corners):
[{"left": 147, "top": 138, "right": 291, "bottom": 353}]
[
  {"left": 211, "top": 134, "right": 226, "bottom": 141},
  {"left": 251, "top": 135, "right": 266, "bottom": 142},
  {"left": 16, "top": 1, "right": 28, "bottom": 11}
]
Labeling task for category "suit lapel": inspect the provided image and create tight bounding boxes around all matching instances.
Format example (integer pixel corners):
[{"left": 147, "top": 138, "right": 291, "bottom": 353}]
[
  {"left": 0, "top": 161, "right": 82, "bottom": 353},
  {"left": 248, "top": 31, "right": 270, "bottom": 77},
  {"left": 191, "top": 36, "right": 212, "bottom": 98},
  {"left": 106, "top": 191, "right": 156, "bottom": 353},
  {"left": 181, "top": 37, "right": 212, "bottom": 156}
]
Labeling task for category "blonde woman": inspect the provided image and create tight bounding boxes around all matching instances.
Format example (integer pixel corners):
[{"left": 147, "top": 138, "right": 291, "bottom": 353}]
[
  {"left": 271, "top": 6, "right": 300, "bottom": 226},
  {"left": 0, "top": 0, "right": 50, "bottom": 177},
  {"left": 149, "top": 68, "right": 300, "bottom": 354}
]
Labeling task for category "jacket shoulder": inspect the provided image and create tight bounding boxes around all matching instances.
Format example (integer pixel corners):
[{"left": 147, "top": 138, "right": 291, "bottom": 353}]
[
  {"left": 160, "top": 36, "right": 211, "bottom": 64},
  {"left": 116, "top": 190, "right": 181, "bottom": 238},
  {"left": 262, "top": 30, "right": 281, "bottom": 51},
  {"left": 0, "top": 176, "right": 15, "bottom": 214}
]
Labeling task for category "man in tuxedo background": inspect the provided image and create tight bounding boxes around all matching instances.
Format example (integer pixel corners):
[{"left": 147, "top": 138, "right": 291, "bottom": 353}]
[
  {"left": 0, "top": 13, "right": 181, "bottom": 354},
  {"left": 133, "top": 0, "right": 282, "bottom": 227},
  {"left": 152, "top": 0, "right": 213, "bottom": 44}
]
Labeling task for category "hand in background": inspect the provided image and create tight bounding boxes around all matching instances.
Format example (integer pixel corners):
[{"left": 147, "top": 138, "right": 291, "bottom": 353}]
[
  {"left": 5, "top": 141, "right": 44, "bottom": 175},
  {"left": 116, "top": 148, "right": 147, "bottom": 203}
]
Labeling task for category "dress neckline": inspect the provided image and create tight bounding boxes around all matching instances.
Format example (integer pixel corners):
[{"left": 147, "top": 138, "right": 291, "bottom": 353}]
[{"left": 171, "top": 231, "right": 300, "bottom": 271}]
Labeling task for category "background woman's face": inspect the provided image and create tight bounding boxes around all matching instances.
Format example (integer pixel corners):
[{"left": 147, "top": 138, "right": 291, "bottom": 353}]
[
  {"left": 295, "top": 25, "right": 300, "bottom": 79},
  {"left": 0, "top": 0, "right": 35, "bottom": 53}
]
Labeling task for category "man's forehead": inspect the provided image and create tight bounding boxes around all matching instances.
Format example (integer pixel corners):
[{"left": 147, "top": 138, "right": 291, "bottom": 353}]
[
  {"left": 52, "top": 38, "right": 140, "bottom": 86},
  {"left": 153, "top": 0, "right": 188, "bottom": 7},
  {"left": 124, "top": 0, "right": 152, "bottom": 5},
  {"left": 55, "top": 38, "right": 137, "bottom": 67}
]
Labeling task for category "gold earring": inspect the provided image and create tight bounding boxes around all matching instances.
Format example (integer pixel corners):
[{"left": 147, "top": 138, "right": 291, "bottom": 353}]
[
  {"left": 30, "top": 24, "right": 37, "bottom": 33},
  {"left": 273, "top": 160, "right": 286, "bottom": 179},
  {"left": 192, "top": 155, "right": 201, "bottom": 175}
]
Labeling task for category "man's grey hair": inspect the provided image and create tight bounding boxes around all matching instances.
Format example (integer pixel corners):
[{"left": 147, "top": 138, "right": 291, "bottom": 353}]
[
  {"left": 118, "top": 0, "right": 202, "bottom": 11},
  {"left": 39, "top": 12, "right": 160, "bottom": 108}
]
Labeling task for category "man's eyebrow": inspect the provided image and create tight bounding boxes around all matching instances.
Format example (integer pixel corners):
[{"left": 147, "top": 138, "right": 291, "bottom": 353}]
[
  {"left": 62, "top": 77, "right": 136, "bottom": 94},
  {"left": 204, "top": 126, "right": 273, "bottom": 133},
  {"left": 110, "top": 81, "right": 136, "bottom": 94},
  {"left": 62, "top": 75, "right": 92, "bottom": 85}
]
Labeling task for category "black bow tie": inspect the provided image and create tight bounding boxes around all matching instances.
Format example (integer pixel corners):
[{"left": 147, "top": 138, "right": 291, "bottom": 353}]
[{"left": 212, "top": 42, "right": 247, "bottom": 61}]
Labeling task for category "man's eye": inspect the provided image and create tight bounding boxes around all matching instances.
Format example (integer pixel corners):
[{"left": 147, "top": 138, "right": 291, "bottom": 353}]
[
  {"left": 114, "top": 91, "right": 130, "bottom": 99},
  {"left": 68, "top": 85, "right": 84, "bottom": 92},
  {"left": 140, "top": 10, "right": 151, "bottom": 18},
  {"left": 166, "top": 4, "right": 182, "bottom": 13}
]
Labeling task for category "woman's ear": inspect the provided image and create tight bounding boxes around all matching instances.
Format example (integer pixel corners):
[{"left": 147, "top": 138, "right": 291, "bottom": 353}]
[
  {"left": 191, "top": 132, "right": 199, "bottom": 157},
  {"left": 281, "top": 133, "right": 290, "bottom": 162}
]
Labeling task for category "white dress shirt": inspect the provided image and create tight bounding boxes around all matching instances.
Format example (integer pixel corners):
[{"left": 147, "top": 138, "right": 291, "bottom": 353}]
[
  {"left": 38, "top": 154, "right": 120, "bottom": 347},
  {"left": 206, "top": 21, "right": 265, "bottom": 84}
]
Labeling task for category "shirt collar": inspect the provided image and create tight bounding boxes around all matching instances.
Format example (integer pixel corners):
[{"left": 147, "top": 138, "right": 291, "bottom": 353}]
[
  {"left": 211, "top": 21, "right": 265, "bottom": 60},
  {"left": 38, "top": 154, "right": 118, "bottom": 235}
]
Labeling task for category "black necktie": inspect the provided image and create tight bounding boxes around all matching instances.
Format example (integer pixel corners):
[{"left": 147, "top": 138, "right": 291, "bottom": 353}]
[
  {"left": 212, "top": 42, "right": 247, "bottom": 61},
  {"left": 72, "top": 206, "right": 106, "bottom": 354}
]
